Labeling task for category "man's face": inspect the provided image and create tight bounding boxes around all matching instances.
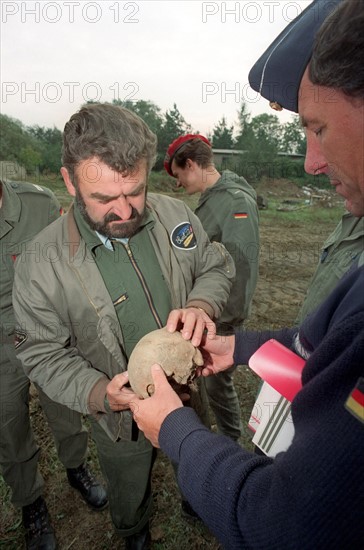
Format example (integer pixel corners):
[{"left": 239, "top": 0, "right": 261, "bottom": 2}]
[
  {"left": 61, "top": 158, "right": 147, "bottom": 238},
  {"left": 299, "top": 68, "right": 364, "bottom": 217},
  {"left": 171, "top": 159, "right": 203, "bottom": 195}
]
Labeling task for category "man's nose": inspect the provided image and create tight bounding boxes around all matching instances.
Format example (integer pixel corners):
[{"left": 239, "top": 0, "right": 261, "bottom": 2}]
[
  {"left": 113, "top": 196, "right": 132, "bottom": 219},
  {"left": 304, "top": 135, "right": 328, "bottom": 176}
]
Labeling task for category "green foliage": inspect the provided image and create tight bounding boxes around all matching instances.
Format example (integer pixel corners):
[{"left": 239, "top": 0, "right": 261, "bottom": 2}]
[
  {"left": 0, "top": 114, "right": 27, "bottom": 162},
  {"left": 0, "top": 114, "right": 41, "bottom": 173},
  {"left": 222, "top": 155, "right": 329, "bottom": 187},
  {"left": 235, "top": 100, "right": 254, "bottom": 151},
  {"left": 18, "top": 145, "right": 42, "bottom": 174},
  {"left": 0, "top": 115, "right": 62, "bottom": 176},
  {"left": 234, "top": 103, "right": 307, "bottom": 176},
  {"left": 27, "top": 125, "right": 63, "bottom": 174},
  {"left": 280, "top": 116, "right": 306, "bottom": 155},
  {"left": 114, "top": 99, "right": 164, "bottom": 137},
  {"left": 157, "top": 103, "right": 192, "bottom": 152},
  {"left": 1, "top": 98, "right": 310, "bottom": 181},
  {"left": 249, "top": 113, "right": 283, "bottom": 154},
  {"left": 211, "top": 116, "right": 235, "bottom": 149}
]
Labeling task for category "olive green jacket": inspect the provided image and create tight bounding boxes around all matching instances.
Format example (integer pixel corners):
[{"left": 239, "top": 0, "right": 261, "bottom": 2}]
[
  {"left": 195, "top": 170, "right": 259, "bottom": 328},
  {"left": 0, "top": 179, "right": 60, "bottom": 348},
  {"left": 297, "top": 212, "right": 364, "bottom": 323},
  {"left": 13, "top": 193, "right": 234, "bottom": 441}
]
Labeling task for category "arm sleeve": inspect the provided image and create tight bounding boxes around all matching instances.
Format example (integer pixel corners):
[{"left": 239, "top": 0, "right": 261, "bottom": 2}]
[
  {"left": 183, "top": 205, "right": 236, "bottom": 319},
  {"left": 219, "top": 193, "right": 260, "bottom": 323},
  {"left": 160, "top": 312, "right": 364, "bottom": 550},
  {"left": 12, "top": 260, "right": 108, "bottom": 414},
  {"left": 234, "top": 326, "right": 297, "bottom": 365}
]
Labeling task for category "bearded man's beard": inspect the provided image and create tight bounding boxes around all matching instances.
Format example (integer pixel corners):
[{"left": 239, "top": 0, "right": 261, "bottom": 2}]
[{"left": 75, "top": 189, "right": 144, "bottom": 239}]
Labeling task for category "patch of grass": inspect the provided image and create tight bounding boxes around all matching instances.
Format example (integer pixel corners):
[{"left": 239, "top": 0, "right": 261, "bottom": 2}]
[{"left": 261, "top": 201, "right": 344, "bottom": 226}]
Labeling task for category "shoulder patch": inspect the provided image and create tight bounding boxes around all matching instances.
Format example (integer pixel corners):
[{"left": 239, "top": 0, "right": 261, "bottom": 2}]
[
  {"left": 170, "top": 222, "right": 197, "bottom": 250},
  {"left": 345, "top": 377, "right": 364, "bottom": 424}
]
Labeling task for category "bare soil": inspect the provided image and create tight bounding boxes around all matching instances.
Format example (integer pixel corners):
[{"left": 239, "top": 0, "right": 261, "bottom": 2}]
[{"left": 0, "top": 179, "right": 342, "bottom": 549}]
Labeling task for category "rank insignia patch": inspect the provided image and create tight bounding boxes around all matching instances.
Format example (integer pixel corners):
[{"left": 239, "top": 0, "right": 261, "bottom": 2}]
[
  {"left": 170, "top": 222, "right": 197, "bottom": 250},
  {"left": 345, "top": 377, "right": 364, "bottom": 423}
]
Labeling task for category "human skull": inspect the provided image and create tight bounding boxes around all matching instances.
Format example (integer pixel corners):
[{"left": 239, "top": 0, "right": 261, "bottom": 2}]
[{"left": 128, "top": 327, "right": 204, "bottom": 398}]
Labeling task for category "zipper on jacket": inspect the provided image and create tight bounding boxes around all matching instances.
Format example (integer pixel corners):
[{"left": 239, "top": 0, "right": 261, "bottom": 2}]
[{"left": 123, "top": 242, "right": 163, "bottom": 329}]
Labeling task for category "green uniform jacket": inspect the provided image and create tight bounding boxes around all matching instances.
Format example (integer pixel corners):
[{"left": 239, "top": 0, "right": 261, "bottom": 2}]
[
  {"left": 195, "top": 170, "right": 259, "bottom": 327},
  {"left": 297, "top": 212, "right": 364, "bottom": 323},
  {"left": 0, "top": 179, "right": 60, "bottom": 346},
  {"left": 13, "top": 193, "right": 234, "bottom": 441}
]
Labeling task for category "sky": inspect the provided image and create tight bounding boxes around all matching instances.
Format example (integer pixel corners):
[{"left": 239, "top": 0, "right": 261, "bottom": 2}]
[{"left": 1, "top": 0, "right": 313, "bottom": 136}]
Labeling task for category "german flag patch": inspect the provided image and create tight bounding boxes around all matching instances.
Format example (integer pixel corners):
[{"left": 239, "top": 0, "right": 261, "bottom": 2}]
[
  {"left": 345, "top": 377, "right": 364, "bottom": 423},
  {"left": 234, "top": 212, "right": 248, "bottom": 219}
]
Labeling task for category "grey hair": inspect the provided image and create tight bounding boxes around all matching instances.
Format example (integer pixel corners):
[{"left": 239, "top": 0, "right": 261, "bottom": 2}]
[{"left": 62, "top": 103, "right": 157, "bottom": 182}]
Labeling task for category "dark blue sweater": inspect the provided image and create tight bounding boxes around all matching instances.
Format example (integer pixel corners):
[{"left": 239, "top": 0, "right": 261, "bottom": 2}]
[{"left": 160, "top": 266, "right": 364, "bottom": 549}]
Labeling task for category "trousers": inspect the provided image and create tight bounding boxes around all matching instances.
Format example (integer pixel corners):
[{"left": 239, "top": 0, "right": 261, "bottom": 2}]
[
  {"left": 0, "top": 344, "right": 88, "bottom": 507},
  {"left": 91, "top": 419, "right": 155, "bottom": 537},
  {"left": 203, "top": 365, "right": 242, "bottom": 441}
]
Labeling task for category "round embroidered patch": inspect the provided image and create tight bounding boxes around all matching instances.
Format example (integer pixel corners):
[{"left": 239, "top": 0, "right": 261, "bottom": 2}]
[{"left": 170, "top": 222, "right": 197, "bottom": 250}]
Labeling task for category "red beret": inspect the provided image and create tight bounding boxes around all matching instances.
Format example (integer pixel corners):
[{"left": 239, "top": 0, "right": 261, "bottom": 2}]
[{"left": 164, "top": 134, "right": 211, "bottom": 177}]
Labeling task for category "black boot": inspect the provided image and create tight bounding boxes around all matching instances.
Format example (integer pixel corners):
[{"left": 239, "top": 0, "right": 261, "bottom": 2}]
[
  {"left": 124, "top": 522, "right": 151, "bottom": 550},
  {"left": 22, "top": 496, "right": 57, "bottom": 550},
  {"left": 67, "top": 463, "right": 108, "bottom": 510}
]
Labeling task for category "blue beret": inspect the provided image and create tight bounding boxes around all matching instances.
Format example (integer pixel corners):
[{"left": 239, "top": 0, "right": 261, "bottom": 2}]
[{"left": 248, "top": 0, "right": 342, "bottom": 113}]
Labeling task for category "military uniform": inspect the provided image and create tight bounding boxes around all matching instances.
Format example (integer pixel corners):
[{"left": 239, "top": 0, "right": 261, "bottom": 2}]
[
  {"left": 297, "top": 212, "right": 364, "bottom": 323},
  {"left": 13, "top": 193, "right": 234, "bottom": 536},
  {"left": 0, "top": 179, "right": 88, "bottom": 507},
  {"left": 195, "top": 170, "right": 260, "bottom": 440}
]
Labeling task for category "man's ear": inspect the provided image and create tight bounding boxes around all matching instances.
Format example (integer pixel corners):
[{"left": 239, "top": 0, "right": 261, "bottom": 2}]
[
  {"left": 186, "top": 159, "right": 195, "bottom": 171},
  {"left": 60, "top": 167, "right": 76, "bottom": 197}
]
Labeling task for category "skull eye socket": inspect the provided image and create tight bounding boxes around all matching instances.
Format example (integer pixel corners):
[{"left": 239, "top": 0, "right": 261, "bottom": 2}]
[{"left": 146, "top": 384, "right": 155, "bottom": 396}]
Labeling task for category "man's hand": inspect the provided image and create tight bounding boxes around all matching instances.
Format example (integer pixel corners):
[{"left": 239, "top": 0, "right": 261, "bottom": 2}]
[
  {"left": 166, "top": 307, "right": 216, "bottom": 347},
  {"left": 199, "top": 333, "right": 236, "bottom": 376},
  {"left": 106, "top": 371, "right": 135, "bottom": 411},
  {"left": 128, "top": 364, "right": 184, "bottom": 447}
]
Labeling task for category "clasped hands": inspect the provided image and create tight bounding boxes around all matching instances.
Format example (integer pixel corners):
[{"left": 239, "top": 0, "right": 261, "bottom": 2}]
[{"left": 106, "top": 307, "right": 235, "bottom": 447}]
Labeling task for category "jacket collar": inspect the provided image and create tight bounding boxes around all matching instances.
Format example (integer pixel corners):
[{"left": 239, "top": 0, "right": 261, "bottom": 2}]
[{"left": 65, "top": 202, "right": 156, "bottom": 259}]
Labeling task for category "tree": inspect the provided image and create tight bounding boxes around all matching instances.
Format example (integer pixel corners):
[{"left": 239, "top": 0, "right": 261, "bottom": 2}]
[
  {"left": 28, "top": 125, "right": 62, "bottom": 174},
  {"left": 0, "top": 114, "right": 30, "bottom": 163},
  {"left": 233, "top": 110, "right": 284, "bottom": 182},
  {"left": 235, "top": 101, "right": 254, "bottom": 150},
  {"left": 249, "top": 113, "right": 283, "bottom": 154},
  {"left": 280, "top": 116, "right": 306, "bottom": 155},
  {"left": 18, "top": 146, "right": 42, "bottom": 174},
  {"left": 0, "top": 114, "right": 42, "bottom": 174},
  {"left": 158, "top": 104, "right": 192, "bottom": 153},
  {"left": 211, "top": 117, "right": 235, "bottom": 149},
  {"left": 114, "top": 99, "right": 164, "bottom": 137}
]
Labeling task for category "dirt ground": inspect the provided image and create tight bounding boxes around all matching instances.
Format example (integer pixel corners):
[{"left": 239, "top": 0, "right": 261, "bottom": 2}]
[{"left": 0, "top": 179, "right": 342, "bottom": 549}]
